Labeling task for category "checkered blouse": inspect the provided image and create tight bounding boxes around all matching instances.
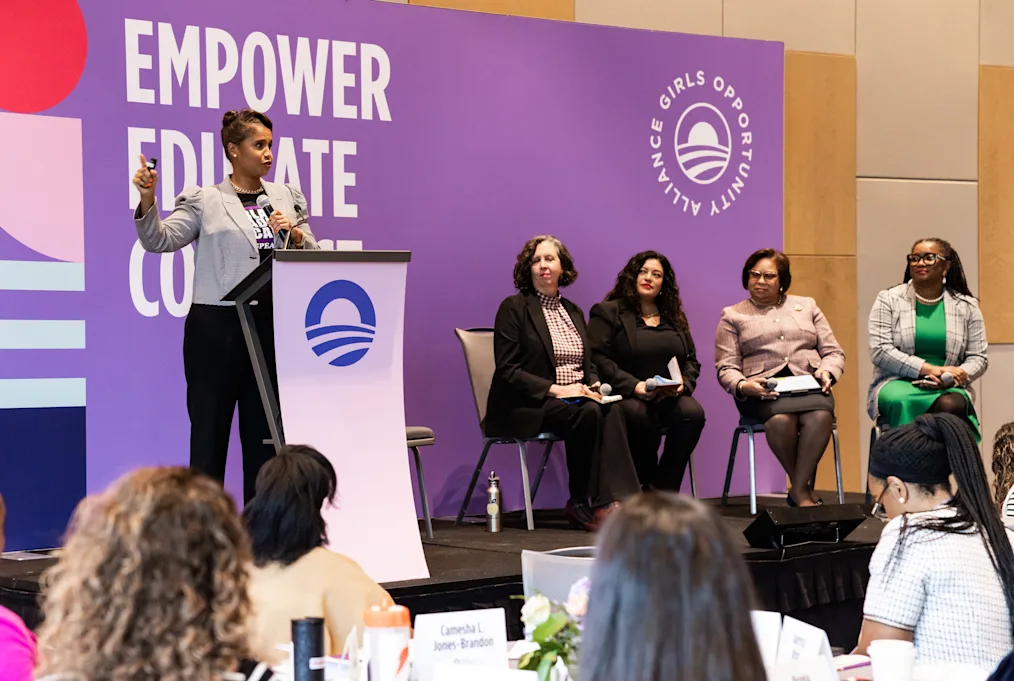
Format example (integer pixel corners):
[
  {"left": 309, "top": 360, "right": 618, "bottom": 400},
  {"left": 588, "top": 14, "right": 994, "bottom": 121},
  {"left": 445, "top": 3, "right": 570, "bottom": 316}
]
[{"left": 537, "top": 292, "right": 584, "bottom": 386}]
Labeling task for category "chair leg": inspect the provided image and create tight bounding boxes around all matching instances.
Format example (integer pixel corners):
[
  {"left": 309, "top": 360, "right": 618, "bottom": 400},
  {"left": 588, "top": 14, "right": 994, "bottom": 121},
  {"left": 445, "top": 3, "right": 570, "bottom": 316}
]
[
  {"left": 722, "top": 428, "right": 742, "bottom": 507},
  {"left": 688, "top": 455, "right": 698, "bottom": 499},
  {"left": 530, "top": 441, "right": 554, "bottom": 503},
  {"left": 456, "top": 440, "right": 494, "bottom": 525},
  {"left": 411, "top": 446, "right": 434, "bottom": 539},
  {"left": 516, "top": 440, "right": 535, "bottom": 531},
  {"left": 865, "top": 425, "right": 881, "bottom": 505},
  {"left": 747, "top": 427, "right": 757, "bottom": 516},
  {"left": 832, "top": 427, "right": 844, "bottom": 505}
]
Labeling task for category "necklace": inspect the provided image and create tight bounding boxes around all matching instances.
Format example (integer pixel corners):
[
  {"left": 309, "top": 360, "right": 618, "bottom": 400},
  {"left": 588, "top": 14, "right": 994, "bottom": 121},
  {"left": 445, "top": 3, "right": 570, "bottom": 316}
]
[
  {"left": 749, "top": 294, "right": 784, "bottom": 309},
  {"left": 915, "top": 291, "right": 944, "bottom": 304},
  {"left": 642, "top": 311, "right": 660, "bottom": 318},
  {"left": 229, "top": 177, "right": 261, "bottom": 194}
]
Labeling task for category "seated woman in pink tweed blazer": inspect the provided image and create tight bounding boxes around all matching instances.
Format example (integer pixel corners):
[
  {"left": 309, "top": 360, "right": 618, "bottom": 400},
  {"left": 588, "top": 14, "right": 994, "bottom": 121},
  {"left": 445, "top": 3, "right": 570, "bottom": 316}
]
[{"left": 714, "top": 249, "right": 846, "bottom": 507}]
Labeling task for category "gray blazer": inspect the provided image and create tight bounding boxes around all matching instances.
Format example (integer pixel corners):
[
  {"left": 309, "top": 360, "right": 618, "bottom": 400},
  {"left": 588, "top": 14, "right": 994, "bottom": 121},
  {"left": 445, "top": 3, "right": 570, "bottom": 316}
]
[
  {"left": 133, "top": 179, "right": 319, "bottom": 306},
  {"left": 867, "top": 282, "right": 988, "bottom": 418}
]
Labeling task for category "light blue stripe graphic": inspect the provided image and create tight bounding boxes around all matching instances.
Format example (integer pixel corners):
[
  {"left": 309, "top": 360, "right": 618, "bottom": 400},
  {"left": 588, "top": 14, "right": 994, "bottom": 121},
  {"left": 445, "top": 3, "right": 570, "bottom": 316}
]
[
  {"left": 0, "top": 320, "right": 86, "bottom": 349},
  {"left": 0, "top": 260, "right": 85, "bottom": 291},
  {"left": 0, "top": 378, "right": 86, "bottom": 409}
]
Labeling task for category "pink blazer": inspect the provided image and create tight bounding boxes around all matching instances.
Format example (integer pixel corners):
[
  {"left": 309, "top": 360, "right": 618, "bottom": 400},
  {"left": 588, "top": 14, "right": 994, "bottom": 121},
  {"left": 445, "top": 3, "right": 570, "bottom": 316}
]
[{"left": 714, "top": 294, "right": 845, "bottom": 394}]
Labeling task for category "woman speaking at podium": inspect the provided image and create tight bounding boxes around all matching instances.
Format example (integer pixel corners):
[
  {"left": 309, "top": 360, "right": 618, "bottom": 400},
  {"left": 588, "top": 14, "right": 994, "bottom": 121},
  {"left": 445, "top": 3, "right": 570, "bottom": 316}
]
[{"left": 131, "top": 109, "right": 318, "bottom": 502}]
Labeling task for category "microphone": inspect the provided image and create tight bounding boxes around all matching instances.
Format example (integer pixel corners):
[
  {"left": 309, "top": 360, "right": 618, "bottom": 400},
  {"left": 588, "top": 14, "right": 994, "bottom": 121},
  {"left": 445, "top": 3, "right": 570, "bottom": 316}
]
[
  {"left": 940, "top": 372, "right": 955, "bottom": 388},
  {"left": 645, "top": 378, "right": 658, "bottom": 392},
  {"left": 256, "top": 194, "right": 290, "bottom": 246},
  {"left": 599, "top": 383, "right": 612, "bottom": 396},
  {"left": 765, "top": 377, "right": 779, "bottom": 391}
]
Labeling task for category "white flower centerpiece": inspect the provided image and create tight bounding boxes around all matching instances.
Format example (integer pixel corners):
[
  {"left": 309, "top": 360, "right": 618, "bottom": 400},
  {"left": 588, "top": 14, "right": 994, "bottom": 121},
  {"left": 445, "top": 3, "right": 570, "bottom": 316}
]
[{"left": 517, "top": 577, "right": 590, "bottom": 681}]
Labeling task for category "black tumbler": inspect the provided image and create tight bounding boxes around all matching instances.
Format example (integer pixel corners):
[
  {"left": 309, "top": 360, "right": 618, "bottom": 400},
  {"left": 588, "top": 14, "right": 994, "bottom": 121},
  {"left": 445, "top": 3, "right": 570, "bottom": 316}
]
[{"left": 292, "top": 617, "right": 325, "bottom": 681}]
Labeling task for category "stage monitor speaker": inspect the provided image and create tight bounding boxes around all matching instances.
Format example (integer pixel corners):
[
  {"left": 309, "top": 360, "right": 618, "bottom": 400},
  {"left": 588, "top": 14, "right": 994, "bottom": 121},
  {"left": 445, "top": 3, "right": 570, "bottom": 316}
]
[{"left": 743, "top": 504, "right": 868, "bottom": 550}]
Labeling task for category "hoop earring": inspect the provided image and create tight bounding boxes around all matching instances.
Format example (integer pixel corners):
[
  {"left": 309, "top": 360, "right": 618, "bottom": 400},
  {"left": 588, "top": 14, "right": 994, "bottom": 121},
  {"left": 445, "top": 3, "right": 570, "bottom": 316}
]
[{"left": 943, "top": 275, "right": 947, "bottom": 285}]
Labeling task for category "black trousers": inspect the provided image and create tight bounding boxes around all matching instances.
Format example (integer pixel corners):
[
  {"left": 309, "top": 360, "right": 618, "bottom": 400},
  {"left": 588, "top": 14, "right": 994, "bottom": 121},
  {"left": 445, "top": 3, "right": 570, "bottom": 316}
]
[
  {"left": 615, "top": 395, "right": 706, "bottom": 491},
  {"left": 183, "top": 303, "right": 276, "bottom": 503},
  {"left": 541, "top": 398, "right": 641, "bottom": 507}
]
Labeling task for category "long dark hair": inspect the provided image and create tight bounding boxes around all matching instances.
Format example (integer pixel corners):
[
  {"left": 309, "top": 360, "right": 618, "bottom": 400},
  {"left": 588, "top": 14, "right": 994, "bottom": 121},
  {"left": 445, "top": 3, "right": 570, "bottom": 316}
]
[
  {"left": 605, "top": 250, "right": 689, "bottom": 330},
  {"left": 870, "top": 414, "right": 1014, "bottom": 633},
  {"left": 581, "top": 493, "right": 766, "bottom": 681},
  {"left": 242, "top": 444, "right": 337, "bottom": 567},
  {"left": 902, "top": 237, "right": 974, "bottom": 297},
  {"left": 512, "top": 235, "right": 578, "bottom": 293}
]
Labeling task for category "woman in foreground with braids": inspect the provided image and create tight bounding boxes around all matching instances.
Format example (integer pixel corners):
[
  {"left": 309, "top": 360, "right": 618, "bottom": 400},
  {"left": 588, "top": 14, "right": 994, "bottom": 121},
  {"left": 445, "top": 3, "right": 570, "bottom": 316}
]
[
  {"left": 858, "top": 413, "right": 1014, "bottom": 670},
  {"left": 35, "top": 468, "right": 272, "bottom": 681}
]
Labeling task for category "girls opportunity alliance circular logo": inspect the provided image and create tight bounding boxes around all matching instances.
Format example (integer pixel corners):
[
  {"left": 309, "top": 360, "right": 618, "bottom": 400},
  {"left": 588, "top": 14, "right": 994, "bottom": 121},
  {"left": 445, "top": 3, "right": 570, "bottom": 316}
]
[{"left": 649, "top": 70, "right": 755, "bottom": 218}]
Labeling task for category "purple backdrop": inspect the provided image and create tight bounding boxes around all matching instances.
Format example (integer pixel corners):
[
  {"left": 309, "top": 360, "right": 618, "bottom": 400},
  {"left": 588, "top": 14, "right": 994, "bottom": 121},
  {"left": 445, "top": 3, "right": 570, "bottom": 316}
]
[{"left": 0, "top": 0, "right": 783, "bottom": 546}]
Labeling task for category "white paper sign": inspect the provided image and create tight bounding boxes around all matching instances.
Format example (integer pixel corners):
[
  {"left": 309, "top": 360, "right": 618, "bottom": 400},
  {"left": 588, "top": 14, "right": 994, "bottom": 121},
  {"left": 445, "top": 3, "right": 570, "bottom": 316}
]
[
  {"left": 766, "top": 659, "right": 837, "bottom": 681},
  {"left": 775, "top": 617, "right": 835, "bottom": 678},
  {"left": 413, "top": 608, "right": 509, "bottom": 681},
  {"left": 750, "top": 610, "right": 782, "bottom": 669},
  {"left": 433, "top": 664, "right": 535, "bottom": 681}
]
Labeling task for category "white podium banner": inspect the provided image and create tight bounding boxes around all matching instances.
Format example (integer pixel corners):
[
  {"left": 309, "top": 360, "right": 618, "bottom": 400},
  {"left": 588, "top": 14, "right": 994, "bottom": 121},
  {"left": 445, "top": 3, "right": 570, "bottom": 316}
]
[{"left": 272, "top": 256, "right": 429, "bottom": 583}]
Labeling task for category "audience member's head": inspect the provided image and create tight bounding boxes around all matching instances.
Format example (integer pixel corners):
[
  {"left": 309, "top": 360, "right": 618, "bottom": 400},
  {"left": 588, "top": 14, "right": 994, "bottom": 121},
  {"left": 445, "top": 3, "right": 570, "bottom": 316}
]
[
  {"left": 992, "top": 422, "right": 1014, "bottom": 513},
  {"left": 580, "top": 492, "right": 766, "bottom": 681},
  {"left": 36, "top": 467, "right": 252, "bottom": 679},
  {"left": 242, "top": 444, "right": 337, "bottom": 567}
]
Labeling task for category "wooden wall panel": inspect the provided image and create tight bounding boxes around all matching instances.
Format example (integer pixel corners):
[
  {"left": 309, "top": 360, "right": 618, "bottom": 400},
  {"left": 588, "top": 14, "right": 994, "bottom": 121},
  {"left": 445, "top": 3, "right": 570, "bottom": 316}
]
[
  {"left": 575, "top": 0, "right": 721, "bottom": 34},
  {"left": 981, "top": 0, "right": 1014, "bottom": 67},
  {"left": 408, "top": 0, "right": 574, "bottom": 21},
  {"left": 979, "top": 66, "right": 1014, "bottom": 343},
  {"left": 723, "top": 0, "right": 855, "bottom": 55},
  {"left": 856, "top": 0, "right": 978, "bottom": 180},
  {"left": 784, "top": 51, "right": 857, "bottom": 256},
  {"left": 787, "top": 255, "right": 861, "bottom": 492}
]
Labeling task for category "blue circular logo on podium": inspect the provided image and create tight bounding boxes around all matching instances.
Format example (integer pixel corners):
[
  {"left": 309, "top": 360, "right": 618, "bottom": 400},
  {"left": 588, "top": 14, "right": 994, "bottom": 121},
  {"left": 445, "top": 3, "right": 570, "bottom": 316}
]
[{"left": 304, "top": 280, "right": 376, "bottom": 367}]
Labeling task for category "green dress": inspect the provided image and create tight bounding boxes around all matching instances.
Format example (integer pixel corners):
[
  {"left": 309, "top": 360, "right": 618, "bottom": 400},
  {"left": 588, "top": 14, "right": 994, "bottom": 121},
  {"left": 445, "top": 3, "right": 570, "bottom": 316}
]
[{"left": 877, "top": 300, "right": 981, "bottom": 439}]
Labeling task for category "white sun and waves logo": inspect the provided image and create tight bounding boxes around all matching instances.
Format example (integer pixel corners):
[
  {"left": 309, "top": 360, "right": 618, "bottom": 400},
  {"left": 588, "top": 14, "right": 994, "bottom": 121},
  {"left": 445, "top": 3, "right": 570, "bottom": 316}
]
[{"left": 649, "top": 70, "right": 755, "bottom": 218}]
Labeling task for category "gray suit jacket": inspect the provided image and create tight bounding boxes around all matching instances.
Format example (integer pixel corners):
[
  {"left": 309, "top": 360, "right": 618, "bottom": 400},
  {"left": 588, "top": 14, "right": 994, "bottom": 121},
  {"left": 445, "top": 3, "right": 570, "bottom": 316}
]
[
  {"left": 867, "top": 282, "right": 988, "bottom": 418},
  {"left": 133, "top": 179, "right": 319, "bottom": 306}
]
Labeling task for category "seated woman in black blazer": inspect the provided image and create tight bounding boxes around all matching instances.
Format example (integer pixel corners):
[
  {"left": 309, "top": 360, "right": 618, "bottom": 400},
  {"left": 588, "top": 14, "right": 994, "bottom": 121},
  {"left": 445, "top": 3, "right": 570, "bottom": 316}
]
[
  {"left": 589, "top": 251, "right": 706, "bottom": 491},
  {"left": 486, "top": 235, "right": 641, "bottom": 532}
]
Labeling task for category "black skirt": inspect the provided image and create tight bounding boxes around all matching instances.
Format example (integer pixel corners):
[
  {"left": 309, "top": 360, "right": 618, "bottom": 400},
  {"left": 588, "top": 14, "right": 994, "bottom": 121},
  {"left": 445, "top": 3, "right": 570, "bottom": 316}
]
[{"left": 736, "top": 391, "right": 835, "bottom": 423}]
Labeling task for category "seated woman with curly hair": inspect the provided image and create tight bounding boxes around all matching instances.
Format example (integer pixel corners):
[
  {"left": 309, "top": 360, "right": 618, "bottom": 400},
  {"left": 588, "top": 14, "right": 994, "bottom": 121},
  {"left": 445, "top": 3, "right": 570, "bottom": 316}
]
[
  {"left": 588, "top": 251, "right": 705, "bottom": 491},
  {"left": 35, "top": 467, "right": 271, "bottom": 681}
]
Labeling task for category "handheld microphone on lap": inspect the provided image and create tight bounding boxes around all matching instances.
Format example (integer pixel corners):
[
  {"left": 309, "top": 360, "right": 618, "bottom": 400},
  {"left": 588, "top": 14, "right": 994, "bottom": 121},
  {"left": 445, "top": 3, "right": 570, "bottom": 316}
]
[
  {"left": 599, "top": 383, "right": 612, "bottom": 396},
  {"left": 765, "top": 377, "right": 779, "bottom": 391},
  {"left": 645, "top": 378, "right": 657, "bottom": 392},
  {"left": 940, "top": 372, "right": 955, "bottom": 388}
]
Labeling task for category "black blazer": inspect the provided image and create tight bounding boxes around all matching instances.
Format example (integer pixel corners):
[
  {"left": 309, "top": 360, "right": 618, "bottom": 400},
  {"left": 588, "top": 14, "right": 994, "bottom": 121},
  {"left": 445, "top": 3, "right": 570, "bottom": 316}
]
[
  {"left": 587, "top": 299, "right": 701, "bottom": 399},
  {"left": 485, "top": 292, "right": 599, "bottom": 438}
]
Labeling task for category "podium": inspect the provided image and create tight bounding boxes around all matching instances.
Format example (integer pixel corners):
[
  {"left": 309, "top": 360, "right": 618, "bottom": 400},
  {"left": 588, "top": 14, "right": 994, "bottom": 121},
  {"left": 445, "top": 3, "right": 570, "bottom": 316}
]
[{"left": 223, "top": 250, "right": 429, "bottom": 582}]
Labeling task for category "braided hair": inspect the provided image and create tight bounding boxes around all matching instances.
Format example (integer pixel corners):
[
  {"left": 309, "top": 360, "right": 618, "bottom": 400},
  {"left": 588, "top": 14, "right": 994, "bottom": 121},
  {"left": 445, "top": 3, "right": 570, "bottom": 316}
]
[
  {"left": 993, "top": 423, "right": 1014, "bottom": 513},
  {"left": 870, "top": 413, "right": 1014, "bottom": 633},
  {"left": 901, "top": 237, "right": 974, "bottom": 297}
]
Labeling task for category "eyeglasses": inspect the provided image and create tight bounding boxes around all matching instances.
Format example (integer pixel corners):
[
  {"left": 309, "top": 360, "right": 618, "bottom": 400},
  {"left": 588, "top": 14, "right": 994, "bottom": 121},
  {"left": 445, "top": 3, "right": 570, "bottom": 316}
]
[
  {"left": 870, "top": 487, "right": 888, "bottom": 522},
  {"left": 907, "top": 253, "right": 947, "bottom": 266},
  {"left": 748, "top": 270, "right": 778, "bottom": 283}
]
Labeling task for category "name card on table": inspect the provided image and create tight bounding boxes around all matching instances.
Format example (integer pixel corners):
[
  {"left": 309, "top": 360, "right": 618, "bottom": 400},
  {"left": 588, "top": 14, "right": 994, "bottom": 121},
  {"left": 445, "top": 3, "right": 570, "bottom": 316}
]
[
  {"left": 766, "top": 659, "right": 838, "bottom": 681},
  {"left": 434, "top": 664, "right": 536, "bottom": 681},
  {"left": 413, "top": 608, "right": 509, "bottom": 681},
  {"left": 775, "top": 616, "right": 835, "bottom": 678},
  {"left": 750, "top": 610, "right": 782, "bottom": 669}
]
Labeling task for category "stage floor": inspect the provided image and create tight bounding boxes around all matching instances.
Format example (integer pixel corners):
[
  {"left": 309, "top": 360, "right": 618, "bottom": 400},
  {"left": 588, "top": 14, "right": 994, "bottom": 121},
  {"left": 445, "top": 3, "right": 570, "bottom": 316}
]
[{"left": 1, "top": 494, "right": 881, "bottom": 648}]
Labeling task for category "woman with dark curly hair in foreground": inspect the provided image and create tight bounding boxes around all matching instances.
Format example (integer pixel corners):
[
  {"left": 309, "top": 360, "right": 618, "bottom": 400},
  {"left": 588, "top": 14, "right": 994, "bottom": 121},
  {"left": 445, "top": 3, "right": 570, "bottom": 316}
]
[
  {"left": 35, "top": 467, "right": 271, "bottom": 681},
  {"left": 588, "top": 251, "right": 705, "bottom": 492},
  {"left": 486, "top": 235, "right": 641, "bottom": 531}
]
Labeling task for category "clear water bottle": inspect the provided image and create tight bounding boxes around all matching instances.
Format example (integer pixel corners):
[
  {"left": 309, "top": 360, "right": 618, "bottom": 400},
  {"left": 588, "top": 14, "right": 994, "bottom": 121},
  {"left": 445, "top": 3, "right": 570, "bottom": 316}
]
[{"left": 487, "top": 471, "right": 502, "bottom": 533}]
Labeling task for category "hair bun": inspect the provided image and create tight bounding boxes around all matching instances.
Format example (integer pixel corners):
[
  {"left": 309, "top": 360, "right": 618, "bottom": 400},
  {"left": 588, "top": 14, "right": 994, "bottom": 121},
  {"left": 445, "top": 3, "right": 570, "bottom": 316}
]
[
  {"left": 914, "top": 413, "right": 944, "bottom": 441},
  {"left": 222, "top": 110, "right": 239, "bottom": 126}
]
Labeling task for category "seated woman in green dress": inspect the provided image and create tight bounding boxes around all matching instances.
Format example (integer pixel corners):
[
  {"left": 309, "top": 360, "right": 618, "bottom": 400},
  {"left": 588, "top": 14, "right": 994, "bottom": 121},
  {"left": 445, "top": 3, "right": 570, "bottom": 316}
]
[{"left": 867, "top": 238, "right": 987, "bottom": 438}]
